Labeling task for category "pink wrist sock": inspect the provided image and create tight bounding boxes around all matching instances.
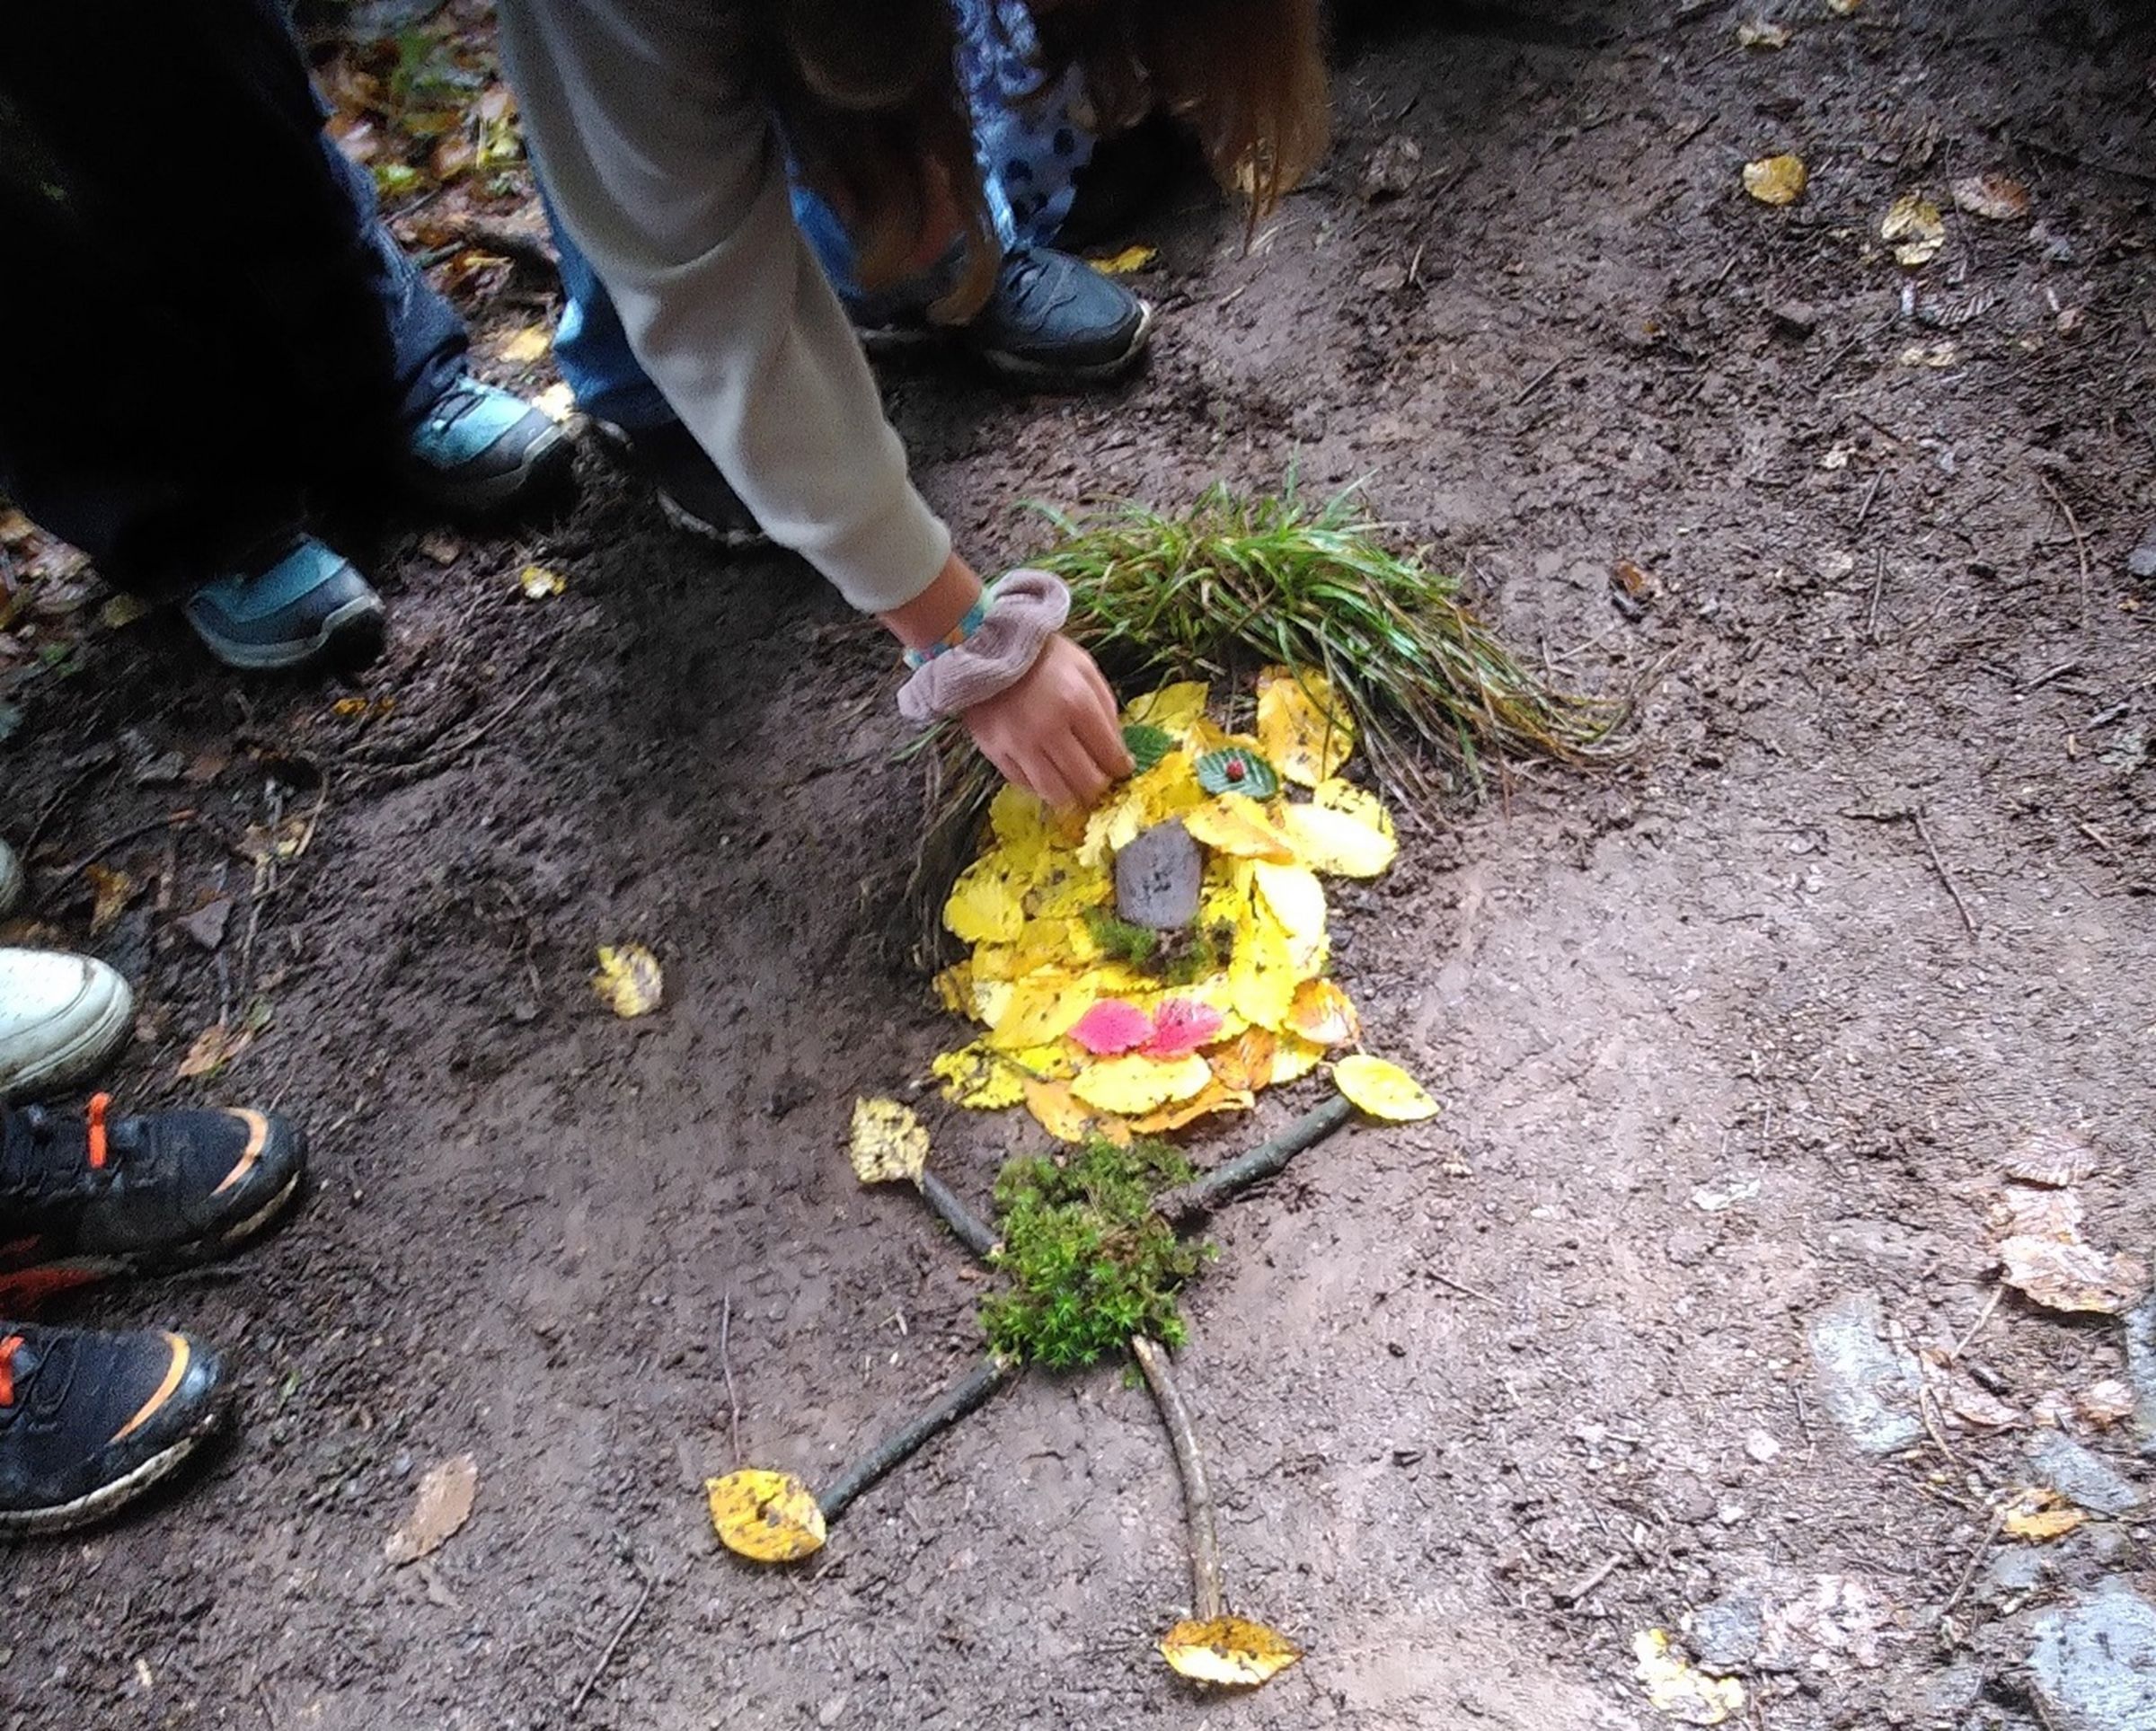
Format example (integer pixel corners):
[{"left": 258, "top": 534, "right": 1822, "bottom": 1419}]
[{"left": 896, "top": 569, "right": 1071, "bottom": 723}]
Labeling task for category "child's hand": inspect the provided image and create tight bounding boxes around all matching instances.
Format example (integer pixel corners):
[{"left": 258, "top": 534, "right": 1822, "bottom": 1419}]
[{"left": 963, "top": 633, "right": 1133, "bottom": 808}]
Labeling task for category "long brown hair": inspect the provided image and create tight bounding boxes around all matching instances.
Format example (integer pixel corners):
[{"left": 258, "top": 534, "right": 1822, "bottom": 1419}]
[{"left": 761, "top": 0, "right": 1330, "bottom": 318}]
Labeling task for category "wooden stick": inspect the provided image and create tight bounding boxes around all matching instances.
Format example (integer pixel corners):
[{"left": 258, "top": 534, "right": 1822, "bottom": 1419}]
[
  {"left": 568, "top": 1577, "right": 651, "bottom": 1718},
  {"left": 2036, "top": 469, "right": 2093, "bottom": 631},
  {"left": 817, "top": 1357, "right": 1017, "bottom": 1523},
  {"left": 1130, "top": 1336, "right": 1224, "bottom": 1620},
  {"left": 1911, "top": 809, "right": 1980, "bottom": 938},
  {"left": 1154, "top": 1097, "right": 1355, "bottom": 1225},
  {"left": 918, "top": 1169, "right": 1000, "bottom": 1260}
]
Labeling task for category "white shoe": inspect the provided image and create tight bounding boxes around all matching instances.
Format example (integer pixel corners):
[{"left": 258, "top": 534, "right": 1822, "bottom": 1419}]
[
  {"left": 0, "top": 840, "right": 19, "bottom": 917},
  {"left": 0, "top": 948, "right": 134, "bottom": 1103}
]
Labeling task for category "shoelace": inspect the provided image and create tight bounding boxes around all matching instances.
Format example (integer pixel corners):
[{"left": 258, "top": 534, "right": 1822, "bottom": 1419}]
[
  {"left": 425, "top": 379, "right": 491, "bottom": 436},
  {"left": 0, "top": 1093, "right": 115, "bottom": 1205}
]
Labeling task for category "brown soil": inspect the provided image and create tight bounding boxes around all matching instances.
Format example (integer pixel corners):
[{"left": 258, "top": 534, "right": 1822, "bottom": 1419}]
[{"left": 4, "top": 4, "right": 2152, "bottom": 1728}]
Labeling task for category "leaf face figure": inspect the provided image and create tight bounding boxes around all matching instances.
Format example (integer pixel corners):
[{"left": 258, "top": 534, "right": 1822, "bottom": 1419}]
[
  {"left": 1159, "top": 1616, "right": 1303, "bottom": 1687},
  {"left": 707, "top": 1470, "right": 827, "bottom": 1563}
]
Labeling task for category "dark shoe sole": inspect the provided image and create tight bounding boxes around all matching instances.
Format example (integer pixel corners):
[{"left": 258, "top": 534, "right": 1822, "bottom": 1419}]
[
  {"left": 403, "top": 419, "right": 576, "bottom": 517},
  {"left": 188, "top": 593, "right": 387, "bottom": 674}
]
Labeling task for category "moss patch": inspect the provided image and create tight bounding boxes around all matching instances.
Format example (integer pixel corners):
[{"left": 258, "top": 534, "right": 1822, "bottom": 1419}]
[{"left": 980, "top": 1138, "right": 1213, "bottom": 1368}]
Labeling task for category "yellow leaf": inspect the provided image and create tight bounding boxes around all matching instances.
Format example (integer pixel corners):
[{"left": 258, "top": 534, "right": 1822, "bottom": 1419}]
[
  {"left": 1287, "top": 978, "right": 1360, "bottom": 1047},
  {"left": 1026, "top": 855, "right": 1111, "bottom": 920},
  {"left": 1335, "top": 1054, "right": 1438, "bottom": 1121},
  {"left": 99, "top": 593, "right": 149, "bottom": 630},
  {"left": 1825, "top": 0, "right": 1860, "bottom": 13},
  {"left": 1091, "top": 243, "right": 1159, "bottom": 275},
  {"left": 1208, "top": 1029, "right": 1277, "bottom": 1091},
  {"left": 932, "top": 1044, "right": 1027, "bottom": 1109},
  {"left": 1159, "top": 1615, "right": 1303, "bottom": 1688},
  {"left": 1183, "top": 795, "right": 1297, "bottom": 863},
  {"left": 706, "top": 1470, "right": 826, "bottom": 1563},
  {"left": 1128, "top": 1079, "right": 1255, "bottom": 1134},
  {"left": 985, "top": 974, "right": 1091, "bottom": 1051},
  {"left": 1736, "top": 20, "right": 1790, "bottom": 48},
  {"left": 2002, "top": 1488, "right": 2085, "bottom": 1542},
  {"left": 1279, "top": 801, "right": 1398, "bottom": 878},
  {"left": 1256, "top": 666, "right": 1356, "bottom": 786},
  {"left": 1633, "top": 1629, "right": 1744, "bottom": 1726},
  {"left": 517, "top": 564, "right": 565, "bottom": 599},
  {"left": 933, "top": 960, "right": 972, "bottom": 1015},
  {"left": 1023, "top": 1076, "right": 1131, "bottom": 1145},
  {"left": 1007, "top": 1039, "right": 1081, "bottom": 1081},
  {"left": 534, "top": 380, "right": 578, "bottom": 422},
  {"left": 1881, "top": 193, "right": 1946, "bottom": 266},
  {"left": 1312, "top": 777, "right": 1394, "bottom": 838},
  {"left": 1070, "top": 1052, "right": 1212, "bottom": 1115},
  {"left": 1251, "top": 861, "right": 1329, "bottom": 971},
  {"left": 970, "top": 977, "right": 1013, "bottom": 1028},
  {"left": 591, "top": 944, "right": 663, "bottom": 1018},
  {"left": 83, "top": 864, "right": 137, "bottom": 936},
  {"left": 944, "top": 854, "right": 1025, "bottom": 944},
  {"left": 1742, "top": 154, "right": 1807, "bottom": 207},
  {"left": 848, "top": 1097, "right": 928, "bottom": 1185},
  {"left": 1270, "top": 1034, "right": 1327, "bottom": 1084},
  {"left": 1081, "top": 753, "right": 1206, "bottom": 865},
  {"left": 1121, "top": 681, "right": 1210, "bottom": 734},
  {"left": 1228, "top": 914, "right": 1300, "bottom": 1032},
  {"left": 989, "top": 782, "right": 1052, "bottom": 876},
  {"left": 496, "top": 324, "right": 550, "bottom": 363}
]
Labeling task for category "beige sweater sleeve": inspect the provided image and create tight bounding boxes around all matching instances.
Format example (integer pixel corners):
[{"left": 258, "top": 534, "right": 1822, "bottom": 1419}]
[{"left": 496, "top": 0, "right": 952, "bottom": 613}]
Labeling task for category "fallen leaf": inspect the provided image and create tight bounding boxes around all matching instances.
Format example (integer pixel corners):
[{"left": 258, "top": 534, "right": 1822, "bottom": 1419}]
[
  {"left": 1736, "top": 20, "right": 1791, "bottom": 47},
  {"left": 983, "top": 975, "right": 1092, "bottom": 1051},
  {"left": 517, "top": 564, "right": 565, "bottom": 600},
  {"left": 1951, "top": 172, "right": 2031, "bottom": 222},
  {"left": 496, "top": 324, "right": 550, "bottom": 364},
  {"left": 1896, "top": 341, "right": 1959, "bottom": 368},
  {"left": 1277, "top": 801, "right": 1399, "bottom": 878},
  {"left": 1256, "top": 667, "right": 1356, "bottom": 787},
  {"left": 849, "top": 1097, "right": 928, "bottom": 1185},
  {"left": 1071, "top": 1052, "right": 1212, "bottom": 1115},
  {"left": 2002, "top": 1488, "right": 2085, "bottom": 1542},
  {"left": 1286, "top": 978, "right": 1360, "bottom": 1047},
  {"left": 177, "top": 1020, "right": 255, "bottom": 1081},
  {"left": 1143, "top": 998, "right": 1226, "bottom": 1059},
  {"left": 1881, "top": 194, "right": 1946, "bottom": 266},
  {"left": 1999, "top": 1234, "right": 2149, "bottom": 1314},
  {"left": 83, "top": 864, "right": 137, "bottom": 936},
  {"left": 1227, "top": 912, "right": 1301, "bottom": 1032},
  {"left": 1613, "top": 558, "right": 1656, "bottom": 598},
  {"left": 1825, "top": 0, "right": 1862, "bottom": 13},
  {"left": 1311, "top": 777, "right": 1394, "bottom": 837},
  {"left": 534, "top": 381, "right": 578, "bottom": 422},
  {"left": 1091, "top": 243, "right": 1159, "bottom": 275},
  {"left": 1270, "top": 1034, "right": 1328, "bottom": 1085},
  {"left": 384, "top": 1453, "right": 479, "bottom": 1566},
  {"left": 1121, "top": 721, "right": 1175, "bottom": 773},
  {"left": 1194, "top": 746, "right": 1282, "bottom": 799},
  {"left": 590, "top": 944, "right": 663, "bottom": 1018},
  {"left": 1159, "top": 1615, "right": 1302, "bottom": 1687},
  {"left": 1743, "top": 154, "right": 1807, "bottom": 207},
  {"left": 1183, "top": 795, "right": 1296, "bottom": 863},
  {"left": 1993, "top": 1184, "right": 2084, "bottom": 1241},
  {"left": 1021, "top": 1075, "right": 1131, "bottom": 1144},
  {"left": 1948, "top": 1382, "right": 2024, "bottom": 1430},
  {"left": 418, "top": 531, "right": 462, "bottom": 564},
  {"left": 1251, "top": 861, "right": 1329, "bottom": 970},
  {"left": 98, "top": 593, "right": 149, "bottom": 630},
  {"left": 1120, "top": 681, "right": 1211, "bottom": 736},
  {"left": 707, "top": 1469, "right": 826, "bottom": 1563},
  {"left": 1335, "top": 1054, "right": 1438, "bottom": 1122},
  {"left": 1071, "top": 998, "right": 1156, "bottom": 1056},
  {"left": 2075, "top": 1380, "right": 2134, "bottom": 1428},
  {"left": 1127, "top": 1079, "right": 1255, "bottom": 1134},
  {"left": 1633, "top": 1628, "right": 1745, "bottom": 1726},
  {"left": 2003, "top": 1128, "right": 2095, "bottom": 1188},
  {"left": 932, "top": 1044, "right": 1028, "bottom": 1109},
  {"left": 1207, "top": 1029, "right": 1277, "bottom": 1092},
  {"left": 943, "top": 854, "right": 1026, "bottom": 944}
]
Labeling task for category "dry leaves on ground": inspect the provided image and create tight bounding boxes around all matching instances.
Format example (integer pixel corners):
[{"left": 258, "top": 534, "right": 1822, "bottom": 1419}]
[
  {"left": 1158, "top": 1615, "right": 1302, "bottom": 1687},
  {"left": 591, "top": 944, "right": 663, "bottom": 1018},
  {"left": 707, "top": 1469, "right": 826, "bottom": 1563},
  {"left": 385, "top": 1453, "right": 479, "bottom": 1566},
  {"left": 1743, "top": 154, "right": 1807, "bottom": 206}
]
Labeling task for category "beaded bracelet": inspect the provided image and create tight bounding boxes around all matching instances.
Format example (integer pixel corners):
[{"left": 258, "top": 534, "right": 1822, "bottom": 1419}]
[{"left": 902, "top": 587, "right": 994, "bottom": 670}]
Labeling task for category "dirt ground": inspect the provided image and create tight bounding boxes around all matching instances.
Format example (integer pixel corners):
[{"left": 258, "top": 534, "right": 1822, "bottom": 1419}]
[{"left": 3, "top": 2, "right": 2152, "bottom": 1727}]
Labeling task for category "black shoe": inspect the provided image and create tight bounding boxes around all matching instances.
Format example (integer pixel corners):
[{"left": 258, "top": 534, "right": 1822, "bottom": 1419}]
[
  {"left": 0, "top": 1097, "right": 307, "bottom": 1305},
  {"left": 593, "top": 420, "right": 770, "bottom": 548},
  {"left": 0, "top": 1322, "right": 224, "bottom": 1534},
  {"left": 961, "top": 248, "right": 1153, "bottom": 384}
]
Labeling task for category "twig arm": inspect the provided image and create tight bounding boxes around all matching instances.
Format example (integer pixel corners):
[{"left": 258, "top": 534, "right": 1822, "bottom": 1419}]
[
  {"left": 1154, "top": 1096, "right": 1355, "bottom": 1225},
  {"left": 918, "top": 1169, "right": 1001, "bottom": 1260},
  {"left": 1130, "top": 1335, "right": 1224, "bottom": 1621},
  {"left": 817, "top": 1357, "right": 1017, "bottom": 1523}
]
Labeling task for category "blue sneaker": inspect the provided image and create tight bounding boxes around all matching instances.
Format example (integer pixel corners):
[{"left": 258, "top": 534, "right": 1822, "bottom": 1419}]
[
  {"left": 403, "top": 376, "right": 573, "bottom": 515},
  {"left": 182, "top": 536, "right": 386, "bottom": 673}
]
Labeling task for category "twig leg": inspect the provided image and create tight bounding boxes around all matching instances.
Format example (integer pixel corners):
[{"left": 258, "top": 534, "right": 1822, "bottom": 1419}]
[
  {"left": 817, "top": 1357, "right": 1017, "bottom": 1523},
  {"left": 1130, "top": 1335, "right": 1224, "bottom": 1621}
]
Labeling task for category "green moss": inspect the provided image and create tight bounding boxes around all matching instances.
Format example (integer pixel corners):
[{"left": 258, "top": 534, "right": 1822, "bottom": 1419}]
[
  {"left": 980, "top": 1138, "right": 1213, "bottom": 1369},
  {"left": 1081, "top": 911, "right": 1234, "bottom": 988},
  {"left": 1082, "top": 907, "right": 1161, "bottom": 968}
]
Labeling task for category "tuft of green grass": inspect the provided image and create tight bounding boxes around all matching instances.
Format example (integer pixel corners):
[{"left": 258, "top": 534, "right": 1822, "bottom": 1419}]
[
  {"left": 981, "top": 1138, "right": 1213, "bottom": 1369},
  {"left": 901, "top": 481, "right": 1625, "bottom": 963}
]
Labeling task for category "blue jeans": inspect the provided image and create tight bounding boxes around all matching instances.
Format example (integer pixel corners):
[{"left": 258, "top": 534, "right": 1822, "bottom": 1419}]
[{"left": 548, "top": 0, "right": 1092, "bottom": 434}]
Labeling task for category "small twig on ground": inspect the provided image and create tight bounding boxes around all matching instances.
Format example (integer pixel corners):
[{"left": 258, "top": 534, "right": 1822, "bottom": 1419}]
[
  {"left": 1866, "top": 551, "right": 1887, "bottom": 641},
  {"left": 2035, "top": 471, "right": 2093, "bottom": 630},
  {"left": 1918, "top": 1382, "right": 1959, "bottom": 1465},
  {"left": 1154, "top": 1097, "right": 1355, "bottom": 1225},
  {"left": 1911, "top": 809, "right": 1980, "bottom": 938},
  {"left": 568, "top": 1576, "right": 653, "bottom": 1719},
  {"left": 1130, "top": 1335, "right": 1224, "bottom": 1620},
  {"left": 1556, "top": 1554, "right": 1624, "bottom": 1607},
  {"left": 1427, "top": 1268, "right": 1498, "bottom": 1304},
  {"left": 817, "top": 1357, "right": 1017, "bottom": 1523},
  {"left": 1937, "top": 1507, "right": 2008, "bottom": 1629},
  {"left": 719, "top": 1291, "right": 743, "bottom": 1467},
  {"left": 1854, "top": 472, "right": 1884, "bottom": 532},
  {"left": 918, "top": 1169, "right": 1001, "bottom": 1260},
  {"left": 1514, "top": 360, "right": 1564, "bottom": 407},
  {"left": 54, "top": 810, "right": 194, "bottom": 883},
  {"left": 1946, "top": 1287, "right": 2003, "bottom": 1364}
]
